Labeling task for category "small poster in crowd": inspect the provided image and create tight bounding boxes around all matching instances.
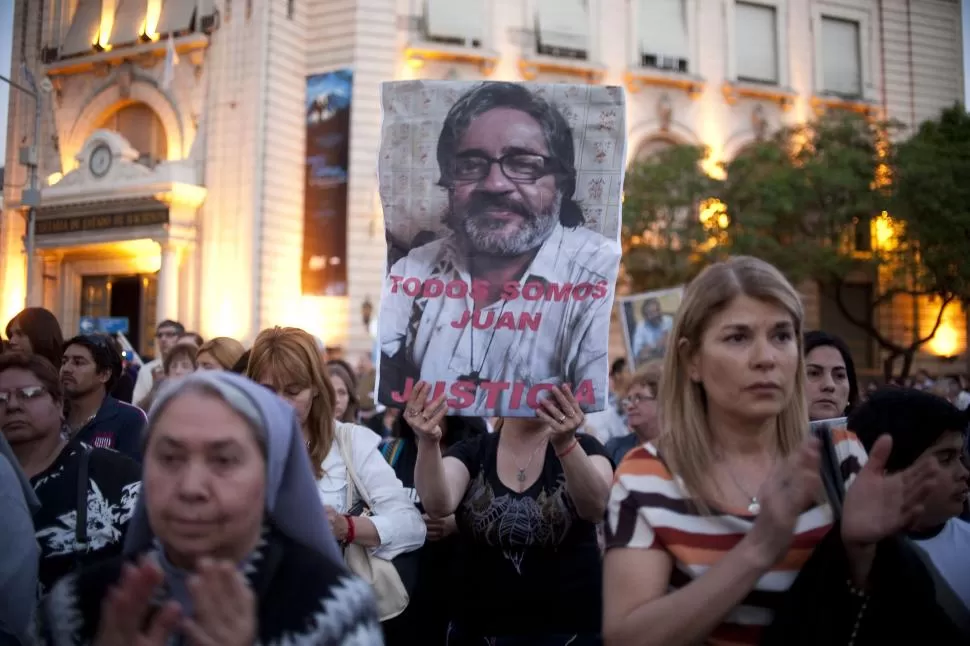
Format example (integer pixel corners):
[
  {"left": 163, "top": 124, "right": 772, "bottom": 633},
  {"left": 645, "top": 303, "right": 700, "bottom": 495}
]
[
  {"left": 375, "top": 80, "right": 626, "bottom": 417},
  {"left": 620, "top": 286, "right": 684, "bottom": 368}
]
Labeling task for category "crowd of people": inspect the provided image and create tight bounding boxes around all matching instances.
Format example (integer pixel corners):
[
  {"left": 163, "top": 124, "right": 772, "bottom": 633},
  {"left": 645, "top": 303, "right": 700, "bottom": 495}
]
[{"left": 0, "top": 255, "right": 968, "bottom": 645}]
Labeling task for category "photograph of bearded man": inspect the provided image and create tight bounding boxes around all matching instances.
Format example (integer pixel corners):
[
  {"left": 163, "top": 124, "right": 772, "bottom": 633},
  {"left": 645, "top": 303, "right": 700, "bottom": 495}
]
[{"left": 377, "top": 81, "right": 623, "bottom": 417}]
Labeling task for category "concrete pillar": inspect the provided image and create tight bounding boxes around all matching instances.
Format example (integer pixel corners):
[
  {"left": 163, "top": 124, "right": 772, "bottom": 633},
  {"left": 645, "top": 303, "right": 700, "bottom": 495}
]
[{"left": 156, "top": 240, "right": 183, "bottom": 324}]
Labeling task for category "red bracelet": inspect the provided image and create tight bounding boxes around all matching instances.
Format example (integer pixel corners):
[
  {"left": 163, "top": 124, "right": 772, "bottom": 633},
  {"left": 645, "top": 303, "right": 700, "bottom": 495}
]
[
  {"left": 343, "top": 514, "right": 356, "bottom": 545},
  {"left": 556, "top": 439, "right": 579, "bottom": 459}
]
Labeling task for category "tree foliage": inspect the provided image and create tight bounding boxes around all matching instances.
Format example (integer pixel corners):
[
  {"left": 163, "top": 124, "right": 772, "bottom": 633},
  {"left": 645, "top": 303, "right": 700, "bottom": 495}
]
[{"left": 622, "top": 108, "right": 970, "bottom": 378}]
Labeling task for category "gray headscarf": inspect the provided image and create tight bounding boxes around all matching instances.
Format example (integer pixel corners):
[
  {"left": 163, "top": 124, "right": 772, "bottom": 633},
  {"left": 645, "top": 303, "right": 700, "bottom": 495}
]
[
  {"left": 122, "top": 370, "right": 343, "bottom": 565},
  {"left": 0, "top": 432, "right": 40, "bottom": 514}
]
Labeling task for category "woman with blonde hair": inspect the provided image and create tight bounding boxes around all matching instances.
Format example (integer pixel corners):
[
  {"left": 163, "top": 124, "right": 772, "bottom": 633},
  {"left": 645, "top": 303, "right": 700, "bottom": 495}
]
[
  {"left": 196, "top": 336, "right": 246, "bottom": 371},
  {"left": 603, "top": 256, "right": 939, "bottom": 646},
  {"left": 246, "top": 327, "right": 425, "bottom": 615}
]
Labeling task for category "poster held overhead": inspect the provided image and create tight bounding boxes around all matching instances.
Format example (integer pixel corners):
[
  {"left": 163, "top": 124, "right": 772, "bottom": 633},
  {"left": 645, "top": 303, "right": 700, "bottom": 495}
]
[{"left": 375, "top": 80, "right": 625, "bottom": 417}]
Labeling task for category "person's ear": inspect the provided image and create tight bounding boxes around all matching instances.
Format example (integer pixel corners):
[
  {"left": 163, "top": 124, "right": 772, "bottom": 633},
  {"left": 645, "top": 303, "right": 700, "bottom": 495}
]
[{"left": 678, "top": 338, "right": 701, "bottom": 383}]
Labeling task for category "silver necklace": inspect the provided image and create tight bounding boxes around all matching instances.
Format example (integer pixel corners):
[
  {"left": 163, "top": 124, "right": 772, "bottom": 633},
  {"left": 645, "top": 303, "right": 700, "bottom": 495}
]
[
  {"left": 506, "top": 436, "right": 548, "bottom": 491},
  {"left": 720, "top": 461, "right": 764, "bottom": 515}
]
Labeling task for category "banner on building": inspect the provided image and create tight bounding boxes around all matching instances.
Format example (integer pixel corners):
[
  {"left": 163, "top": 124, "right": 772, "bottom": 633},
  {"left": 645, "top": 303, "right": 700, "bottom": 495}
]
[
  {"left": 619, "top": 286, "right": 685, "bottom": 370},
  {"left": 302, "top": 69, "right": 353, "bottom": 296},
  {"left": 375, "top": 80, "right": 625, "bottom": 417}
]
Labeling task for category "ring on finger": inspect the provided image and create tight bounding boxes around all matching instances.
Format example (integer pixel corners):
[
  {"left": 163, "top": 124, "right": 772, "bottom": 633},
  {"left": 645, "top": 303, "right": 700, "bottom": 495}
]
[{"left": 557, "top": 415, "right": 566, "bottom": 423}]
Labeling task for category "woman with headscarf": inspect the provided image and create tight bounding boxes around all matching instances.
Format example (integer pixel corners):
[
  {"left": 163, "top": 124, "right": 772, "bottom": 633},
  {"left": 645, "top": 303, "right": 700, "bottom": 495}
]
[
  {"left": 0, "top": 433, "right": 40, "bottom": 646},
  {"left": 803, "top": 331, "right": 859, "bottom": 421},
  {"left": 38, "top": 370, "right": 383, "bottom": 645}
]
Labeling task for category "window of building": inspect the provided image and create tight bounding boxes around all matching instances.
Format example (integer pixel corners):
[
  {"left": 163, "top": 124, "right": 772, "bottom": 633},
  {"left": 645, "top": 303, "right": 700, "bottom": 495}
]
[
  {"left": 535, "top": 0, "right": 589, "bottom": 60},
  {"left": 637, "top": 0, "right": 689, "bottom": 73},
  {"left": 423, "top": 0, "right": 485, "bottom": 47},
  {"left": 821, "top": 17, "right": 862, "bottom": 97},
  {"left": 735, "top": 2, "right": 779, "bottom": 85},
  {"left": 97, "top": 103, "right": 168, "bottom": 166}
]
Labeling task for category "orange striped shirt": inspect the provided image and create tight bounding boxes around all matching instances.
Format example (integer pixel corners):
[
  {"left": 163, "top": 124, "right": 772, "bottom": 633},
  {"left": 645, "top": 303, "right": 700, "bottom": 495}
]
[{"left": 604, "top": 430, "right": 867, "bottom": 646}]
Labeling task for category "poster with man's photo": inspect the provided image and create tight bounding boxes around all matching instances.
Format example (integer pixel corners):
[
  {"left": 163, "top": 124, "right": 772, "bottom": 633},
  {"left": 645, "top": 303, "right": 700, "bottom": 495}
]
[
  {"left": 375, "top": 80, "right": 625, "bottom": 417},
  {"left": 620, "top": 287, "right": 685, "bottom": 368}
]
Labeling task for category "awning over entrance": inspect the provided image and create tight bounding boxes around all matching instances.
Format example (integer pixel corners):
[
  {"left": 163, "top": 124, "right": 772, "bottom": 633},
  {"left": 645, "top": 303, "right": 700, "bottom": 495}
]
[{"left": 35, "top": 196, "right": 169, "bottom": 240}]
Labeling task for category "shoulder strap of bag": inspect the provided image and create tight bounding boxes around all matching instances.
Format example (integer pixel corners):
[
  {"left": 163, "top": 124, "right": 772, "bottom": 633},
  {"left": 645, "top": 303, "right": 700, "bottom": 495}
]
[
  {"left": 904, "top": 536, "right": 970, "bottom": 638},
  {"left": 335, "top": 424, "right": 374, "bottom": 510},
  {"left": 76, "top": 446, "right": 92, "bottom": 544}
]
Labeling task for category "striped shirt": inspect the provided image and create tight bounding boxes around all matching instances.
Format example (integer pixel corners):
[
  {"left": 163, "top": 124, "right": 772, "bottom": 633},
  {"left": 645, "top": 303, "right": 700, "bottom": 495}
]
[{"left": 605, "top": 430, "right": 867, "bottom": 646}]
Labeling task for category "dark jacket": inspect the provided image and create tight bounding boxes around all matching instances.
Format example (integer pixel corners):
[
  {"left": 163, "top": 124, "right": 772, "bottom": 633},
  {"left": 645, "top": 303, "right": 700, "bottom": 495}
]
[
  {"left": 761, "top": 525, "right": 966, "bottom": 645},
  {"left": 72, "top": 396, "right": 146, "bottom": 462},
  {"left": 39, "top": 527, "right": 382, "bottom": 646}
]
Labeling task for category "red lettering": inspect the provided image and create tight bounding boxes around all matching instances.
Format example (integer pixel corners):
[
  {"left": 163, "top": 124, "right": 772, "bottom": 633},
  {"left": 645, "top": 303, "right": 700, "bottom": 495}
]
[
  {"left": 495, "top": 312, "right": 516, "bottom": 330},
  {"left": 573, "top": 379, "right": 596, "bottom": 406},
  {"left": 480, "top": 381, "right": 509, "bottom": 409},
  {"left": 501, "top": 281, "right": 520, "bottom": 300},
  {"left": 591, "top": 281, "right": 608, "bottom": 299},
  {"left": 402, "top": 277, "right": 421, "bottom": 297},
  {"left": 521, "top": 282, "right": 545, "bottom": 301},
  {"left": 526, "top": 384, "right": 554, "bottom": 409},
  {"left": 545, "top": 282, "right": 573, "bottom": 302},
  {"left": 509, "top": 382, "right": 526, "bottom": 409},
  {"left": 430, "top": 381, "right": 447, "bottom": 401},
  {"left": 423, "top": 278, "right": 445, "bottom": 298},
  {"left": 445, "top": 280, "right": 468, "bottom": 298},
  {"left": 389, "top": 377, "right": 415, "bottom": 403},
  {"left": 572, "top": 283, "right": 593, "bottom": 300},
  {"left": 519, "top": 312, "right": 541, "bottom": 331},
  {"left": 448, "top": 381, "right": 476, "bottom": 409},
  {"left": 471, "top": 279, "right": 489, "bottom": 301},
  {"left": 389, "top": 275, "right": 404, "bottom": 294}
]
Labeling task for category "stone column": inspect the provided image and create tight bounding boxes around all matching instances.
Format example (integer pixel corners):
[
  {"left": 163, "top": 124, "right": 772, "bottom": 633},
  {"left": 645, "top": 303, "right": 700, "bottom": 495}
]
[
  {"left": 156, "top": 240, "right": 183, "bottom": 324},
  {"left": 26, "top": 252, "right": 44, "bottom": 307}
]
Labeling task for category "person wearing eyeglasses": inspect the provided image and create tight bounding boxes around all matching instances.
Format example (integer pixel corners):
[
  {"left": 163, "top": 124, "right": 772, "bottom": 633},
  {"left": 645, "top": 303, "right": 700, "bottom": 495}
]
[
  {"left": 61, "top": 334, "right": 147, "bottom": 462},
  {"left": 132, "top": 319, "right": 184, "bottom": 406},
  {"left": 0, "top": 353, "right": 141, "bottom": 596},
  {"left": 378, "top": 82, "right": 619, "bottom": 417},
  {"left": 605, "top": 363, "right": 662, "bottom": 467}
]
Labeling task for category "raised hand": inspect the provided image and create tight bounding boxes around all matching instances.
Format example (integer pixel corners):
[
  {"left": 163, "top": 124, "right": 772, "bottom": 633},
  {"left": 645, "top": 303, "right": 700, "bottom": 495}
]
[
  {"left": 535, "top": 385, "right": 586, "bottom": 452},
  {"left": 842, "top": 434, "right": 940, "bottom": 546},
  {"left": 745, "top": 437, "right": 823, "bottom": 568},
  {"left": 403, "top": 381, "right": 448, "bottom": 444},
  {"left": 181, "top": 558, "right": 257, "bottom": 646},
  {"left": 93, "top": 557, "right": 181, "bottom": 646}
]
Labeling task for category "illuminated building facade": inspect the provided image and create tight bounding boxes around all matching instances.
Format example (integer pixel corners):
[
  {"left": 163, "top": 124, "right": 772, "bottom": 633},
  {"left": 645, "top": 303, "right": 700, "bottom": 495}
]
[{"left": 1, "top": 0, "right": 965, "bottom": 367}]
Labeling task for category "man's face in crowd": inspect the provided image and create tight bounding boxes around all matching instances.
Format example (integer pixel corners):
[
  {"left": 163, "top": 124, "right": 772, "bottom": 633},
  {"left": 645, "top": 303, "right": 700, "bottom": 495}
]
[
  {"left": 912, "top": 430, "right": 969, "bottom": 529},
  {"left": 449, "top": 107, "right": 561, "bottom": 256},
  {"left": 61, "top": 344, "right": 109, "bottom": 398},
  {"left": 156, "top": 325, "right": 180, "bottom": 357},
  {"left": 643, "top": 300, "right": 662, "bottom": 325}
]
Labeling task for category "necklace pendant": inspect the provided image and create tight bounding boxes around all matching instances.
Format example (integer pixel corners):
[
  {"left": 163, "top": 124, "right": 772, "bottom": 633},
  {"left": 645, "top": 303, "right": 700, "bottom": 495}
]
[
  {"left": 747, "top": 499, "right": 761, "bottom": 515},
  {"left": 516, "top": 469, "right": 526, "bottom": 483}
]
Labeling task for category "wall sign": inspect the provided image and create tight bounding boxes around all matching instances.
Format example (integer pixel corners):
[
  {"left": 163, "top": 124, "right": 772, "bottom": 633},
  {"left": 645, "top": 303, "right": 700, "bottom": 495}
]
[{"left": 35, "top": 209, "right": 169, "bottom": 236}]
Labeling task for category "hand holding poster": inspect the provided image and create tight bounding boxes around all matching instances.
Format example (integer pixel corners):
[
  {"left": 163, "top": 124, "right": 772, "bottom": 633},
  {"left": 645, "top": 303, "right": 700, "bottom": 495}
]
[
  {"left": 619, "top": 287, "right": 685, "bottom": 369},
  {"left": 375, "top": 81, "right": 625, "bottom": 417}
]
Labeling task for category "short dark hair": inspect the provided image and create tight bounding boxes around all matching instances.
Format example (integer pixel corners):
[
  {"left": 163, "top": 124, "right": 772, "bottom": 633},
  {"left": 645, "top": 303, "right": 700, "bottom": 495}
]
[
  {"left": 163, "top": 344, "right": 198, "bottom": 375},
  {"left": 179, "top": 332, "right": 204, "bottom": 346},
  {"left": 435, "top": 82, "right": 584, "bottom": 227},
  {"left": 156, "top": 320, "right": 185, "bottom": 335},
  {"left": 63, "top": 334, "right": 123, "bottom": 392},
  {"left": 848, "top": 387, "right": 968, "bottom": 472},
  {"left": 0, "top": 352, "right": 63, "bottom": 401},
  {"left": 5, "top": 307, "right": 64, "bottom": 367}
]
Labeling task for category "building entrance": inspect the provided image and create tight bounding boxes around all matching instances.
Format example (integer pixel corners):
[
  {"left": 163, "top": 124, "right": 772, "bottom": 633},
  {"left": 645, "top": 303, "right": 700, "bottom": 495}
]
[{"left": 79, "top": 273, "right": 158, "bottom": 357}]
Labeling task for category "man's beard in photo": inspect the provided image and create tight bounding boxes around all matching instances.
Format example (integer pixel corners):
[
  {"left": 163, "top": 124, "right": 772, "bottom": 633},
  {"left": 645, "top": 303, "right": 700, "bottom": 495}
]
[{"left": 450, "top": 191, "right": 561, "bottom": 256}]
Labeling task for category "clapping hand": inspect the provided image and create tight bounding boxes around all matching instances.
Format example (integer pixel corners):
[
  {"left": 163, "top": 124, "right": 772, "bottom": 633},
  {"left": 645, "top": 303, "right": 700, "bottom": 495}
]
[
  {"left": 745, "top": 437, "right": 823, "bottom": 568},
  {"left": 841, "top": 434, "right": 940, "bottom": 546},
  {"left": 181, "top": 558, "right": 257, "bottom": 646},
  {"left": 93, "top": 557, "right": 181, "bottom": 646},
  {"left": 403, "top": 381, "right": 448, "bottom": 444}
]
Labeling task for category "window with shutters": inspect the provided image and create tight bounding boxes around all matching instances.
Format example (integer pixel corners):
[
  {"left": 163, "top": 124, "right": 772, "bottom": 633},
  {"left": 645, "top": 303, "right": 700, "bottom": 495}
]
[
  {"left": 636, "top": 0, "right": 689, "bottom": 73},
  {"left": 423, "top": 0, "right": 485, "bottom": 48},
  {"left": 535, "top": 0, "right": 589, "bottom": 60},
  {"left": 735, "top": 2, "right": 779, "bottom": 85},
  {"left": 821, "top": 17, "right": 862, "bottom": 97}
]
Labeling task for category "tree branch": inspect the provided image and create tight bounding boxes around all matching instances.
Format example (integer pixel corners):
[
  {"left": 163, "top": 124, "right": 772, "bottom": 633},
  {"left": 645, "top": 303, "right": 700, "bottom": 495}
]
[
  {"left": 833, "top": 277, "right": 901, "bottom": 354},
  {"left": 908, "top": 294, "right": 955, "bottom": 351}
]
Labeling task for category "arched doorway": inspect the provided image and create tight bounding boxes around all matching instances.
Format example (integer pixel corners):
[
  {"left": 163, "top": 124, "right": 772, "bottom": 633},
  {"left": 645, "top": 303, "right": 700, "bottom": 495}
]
[
  {"left": 96, "top": 103, "right": 169, "bottom": 166},
  {"left": 632, "top": 136, "right": 681, "bottom": 164}
]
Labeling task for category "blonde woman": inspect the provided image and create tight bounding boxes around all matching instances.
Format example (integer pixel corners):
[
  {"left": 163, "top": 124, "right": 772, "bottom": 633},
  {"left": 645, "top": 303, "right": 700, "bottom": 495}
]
[
  {"left": 196, "top": 336, "right": 246, "bottom": 371},
  {"left": 603, "top": 256, "right": 938, "bottom": 646},
  {"left": 246, "top": 328, "right": 425, "bottom": 564}
]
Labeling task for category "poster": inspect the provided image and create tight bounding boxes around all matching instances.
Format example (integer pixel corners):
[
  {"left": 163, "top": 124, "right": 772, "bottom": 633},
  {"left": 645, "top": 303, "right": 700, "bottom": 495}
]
[
  {"left": 620, "top": 286, "right": 684, "bottom": 369},
  {"left": 302, "top": 69, "right": 353, "bottom": 296},
  {"left": 375, "top": 80, "right": 625, "bottom": 417}
]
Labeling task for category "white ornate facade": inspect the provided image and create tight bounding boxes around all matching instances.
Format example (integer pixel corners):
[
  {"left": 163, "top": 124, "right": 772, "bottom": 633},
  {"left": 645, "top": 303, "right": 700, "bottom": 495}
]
[{"left": 1, "top": 0, "right": 964, "bottom": 364}]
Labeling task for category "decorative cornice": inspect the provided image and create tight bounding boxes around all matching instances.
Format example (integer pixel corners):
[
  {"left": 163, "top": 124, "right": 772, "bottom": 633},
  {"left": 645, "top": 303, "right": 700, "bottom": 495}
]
[
  {"left": 45, "top": 34, "right": 209, "bottom": 77},
  {"left": 404, "top": 43, "right": 499, "bottom": 76},
  {"left": 811, "top": 95, "right": 880, "bottom": 118},
  {"left": 519, "top": 56, "right": 606, "bottom": 83},
  {"left": 722, "top": 82, "right": 797, "bottom": 110},
  {"left": 624, "top": 68, "right": 704, "bottom": 99}
]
